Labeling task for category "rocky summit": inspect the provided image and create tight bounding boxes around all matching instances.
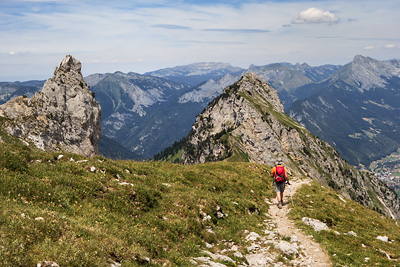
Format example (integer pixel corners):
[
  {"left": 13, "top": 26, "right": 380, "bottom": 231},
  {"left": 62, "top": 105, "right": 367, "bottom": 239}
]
[
  {"left": 169, "top": 72, "right": 400, "bottom": 220},
  {"left": 0, "top": 55, "right": 101, "bottom": 157}
]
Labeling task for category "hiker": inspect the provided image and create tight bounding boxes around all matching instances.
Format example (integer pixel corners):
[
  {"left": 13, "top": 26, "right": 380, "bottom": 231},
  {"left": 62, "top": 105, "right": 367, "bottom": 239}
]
[{"left": 271, "top": 159, "right": 290, "bottom": 209}]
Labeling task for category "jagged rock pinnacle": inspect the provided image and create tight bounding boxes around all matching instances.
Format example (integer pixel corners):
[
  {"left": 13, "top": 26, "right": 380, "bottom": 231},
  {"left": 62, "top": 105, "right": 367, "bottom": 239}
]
[
  {"left": 0, "top": 55, "right": 102, "bottom": 157},
  {"left": 58, "top": 54, "right": 82, "bottom": 72}
]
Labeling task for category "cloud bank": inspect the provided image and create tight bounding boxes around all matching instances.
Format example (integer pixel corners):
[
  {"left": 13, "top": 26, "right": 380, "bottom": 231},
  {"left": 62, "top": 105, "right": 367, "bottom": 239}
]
[{"left": 0, "top": 0, "right": 399, "bottom": 81}]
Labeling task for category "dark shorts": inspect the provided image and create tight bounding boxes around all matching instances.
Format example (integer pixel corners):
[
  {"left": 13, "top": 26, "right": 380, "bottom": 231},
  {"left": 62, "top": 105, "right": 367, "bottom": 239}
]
[{"left": 275, "top": 182, "right": 285, "bottom": 192}]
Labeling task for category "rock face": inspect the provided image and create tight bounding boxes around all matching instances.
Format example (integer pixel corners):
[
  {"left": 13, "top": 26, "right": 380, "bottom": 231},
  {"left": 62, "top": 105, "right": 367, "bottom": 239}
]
[
  {"left": 177, "top": 73, "right": 400, "bottom": 220},
  {"left": 178, "top": 73, "right": 241, "bottom": 104},
  {"left": 0, "top": 55, "right": 101, "bottom": 157}
]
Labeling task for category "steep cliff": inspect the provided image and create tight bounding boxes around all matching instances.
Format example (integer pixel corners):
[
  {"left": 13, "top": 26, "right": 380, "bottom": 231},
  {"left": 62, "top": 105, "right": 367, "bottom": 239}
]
[
  {"left": 0, "top": 55, "right": 101, "bottom": 157},
  {"left": 174, "top": 73, "right": 400, "bottom": 220}
]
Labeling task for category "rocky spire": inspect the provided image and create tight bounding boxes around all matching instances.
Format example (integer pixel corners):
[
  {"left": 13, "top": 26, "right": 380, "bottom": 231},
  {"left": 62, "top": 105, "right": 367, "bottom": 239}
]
[{"left": 0, "top": 55, "right": 102, "bottom": 157}]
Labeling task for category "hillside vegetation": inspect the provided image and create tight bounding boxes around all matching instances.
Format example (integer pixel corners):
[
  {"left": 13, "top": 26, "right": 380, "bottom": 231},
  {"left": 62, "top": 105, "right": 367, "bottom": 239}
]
[
  {"left": 290, "top": 181, "right": 400, "bottom": 266},
  {"left": 1, "top": 130, "right": 400, "bottom": 266},
  {"left": 0, "top": 133, "right": 274, "bottom": 266}
]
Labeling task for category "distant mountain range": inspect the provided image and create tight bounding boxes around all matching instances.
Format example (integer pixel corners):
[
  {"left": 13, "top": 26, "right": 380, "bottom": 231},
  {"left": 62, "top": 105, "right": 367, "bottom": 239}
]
[
  {"left": 248, "top": 63, "right": 341, "bottom": 105},
  {"left": 288, "top": 56, "right": 400, "bottom": 167},
  {"left": 145, "top": 62, "right": 244, "bottom": 86},
  {"left": 0, "top": 80, "right": 44, "bottom": 104},
  {"left": 87, "top": 71, "right": 192, "bottom": 159},
  {"left": 1, "top": 56, "right": 399, "bottom": 168},
  {"left": 87, "top": 61, "right": 341, "bottom": 159}
]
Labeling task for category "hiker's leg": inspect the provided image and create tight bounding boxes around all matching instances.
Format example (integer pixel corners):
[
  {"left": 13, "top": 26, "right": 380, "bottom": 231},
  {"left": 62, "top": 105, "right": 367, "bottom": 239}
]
[
  {"left": 281, "top": 183, "right": 286, "bottom": 203},
  {"left": 276, "top": 192, "right": 282, "bottom": 202},
  {"left": 279, "top": 192, "right": 284, "bottom": 203},
  {"left": 276, "top": 192, "right": 282, "bottom": 208},
  {"left": 275, "top": 182, "right": 281, "bottom": 203}
]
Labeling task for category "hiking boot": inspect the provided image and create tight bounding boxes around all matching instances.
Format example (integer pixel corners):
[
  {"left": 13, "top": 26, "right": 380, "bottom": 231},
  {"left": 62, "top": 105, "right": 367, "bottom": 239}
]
[{"left": 278, "top": 202, "right": 282, "bottom": 209}]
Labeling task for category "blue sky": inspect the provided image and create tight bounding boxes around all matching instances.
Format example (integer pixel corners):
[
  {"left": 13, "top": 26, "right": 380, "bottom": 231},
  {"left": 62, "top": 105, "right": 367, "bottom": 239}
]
[{"left": 1, "top": 0, "right": 399, "bottom": 81}]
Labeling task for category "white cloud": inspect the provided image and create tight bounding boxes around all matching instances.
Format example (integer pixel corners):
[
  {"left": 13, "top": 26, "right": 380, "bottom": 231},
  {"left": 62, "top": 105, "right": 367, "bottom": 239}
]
[
  {"left": 291, "top": 7, "right": 339, "bottom": 24},
  {"left": 364, "top": 46, "right": 374, "bottom": 50},
  {"left": 8, "top": 51, "right": 30, "bottom": 55},
  {"left": 384, "top": 44, "right": 396, "bottom": 49}
]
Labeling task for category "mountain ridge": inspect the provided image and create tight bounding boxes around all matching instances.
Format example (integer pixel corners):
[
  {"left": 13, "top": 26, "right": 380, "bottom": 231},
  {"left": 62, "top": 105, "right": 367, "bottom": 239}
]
[
  {"left": 159, "top": 72, "right": 400, "bottom": 220},
  {"left": 145, "top": 62, "right": 244, "bottom": 86},
  {"left": 288, "top": 55, "right": 400, "bottom": 166},
  {"left": 90, "top": 61, "right": 340, "bottom": 159},
  {"left": 1, "top": 56, "right": 399, "bottom": 171}
]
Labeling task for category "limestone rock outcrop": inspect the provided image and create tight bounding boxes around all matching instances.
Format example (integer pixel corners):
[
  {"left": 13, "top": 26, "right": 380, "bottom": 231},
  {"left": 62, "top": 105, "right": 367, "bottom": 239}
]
[
  {"left": 0, "top": 55, "right": 101, "bottom": 157},
  {"left": 180, "top": 73, "right": 400, "bottom": 220}
]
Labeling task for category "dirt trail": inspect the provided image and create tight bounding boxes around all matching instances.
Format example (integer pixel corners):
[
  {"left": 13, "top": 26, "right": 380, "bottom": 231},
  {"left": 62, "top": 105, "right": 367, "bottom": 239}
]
[
  {"left": 268, "top": 177, "right": 331, "bottom": 266},
  {"left": 192, "top": 177, "right": 332, "bottom": 266}
]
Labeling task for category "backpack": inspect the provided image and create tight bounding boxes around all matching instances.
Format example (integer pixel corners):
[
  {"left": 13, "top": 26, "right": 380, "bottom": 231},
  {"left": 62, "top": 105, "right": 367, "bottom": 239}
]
[{"left": 274, "top": 165, "right": 285, "bottom": 183}]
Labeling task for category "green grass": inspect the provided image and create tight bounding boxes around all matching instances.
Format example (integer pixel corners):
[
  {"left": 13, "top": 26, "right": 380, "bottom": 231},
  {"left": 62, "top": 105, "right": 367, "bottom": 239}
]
[
  {"left": 0, "top": 139, "right": 275, "bottom": 266},
  {"left": 2, "top": 131, "right": 400, "bottom": 266},
  {"left": 289, "top": 181, "right": 400, "bottom": 266}
]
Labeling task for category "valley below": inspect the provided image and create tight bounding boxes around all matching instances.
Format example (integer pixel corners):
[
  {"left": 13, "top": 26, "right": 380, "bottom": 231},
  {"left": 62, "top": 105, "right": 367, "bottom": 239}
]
[{"left": 370, "top": 149, "right": 400, "bottom": 197}]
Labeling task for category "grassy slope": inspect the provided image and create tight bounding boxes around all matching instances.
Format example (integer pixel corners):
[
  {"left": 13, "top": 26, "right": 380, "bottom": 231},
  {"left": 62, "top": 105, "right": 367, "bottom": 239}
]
[
  {"left": 0, "top": 136, "right": 275, "bottom": 266},
  {"left": 2, "top": 131, "right": 400, "bottom": 266},
  {"left": 289, "top": 181, "right": 400, "bottom": 266}
]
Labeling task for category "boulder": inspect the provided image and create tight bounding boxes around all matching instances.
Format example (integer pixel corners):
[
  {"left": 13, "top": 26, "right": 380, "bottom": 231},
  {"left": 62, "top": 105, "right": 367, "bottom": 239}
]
[
  {"left": 302, "top": 217, "right": 330, "bottom": 232},
  {"left": 377, "top": 235, "right": 389, "bottom": 242},
  {"left": 37, "top": 261, "right": 59, "bottom": 267},
  {"left": 274, "top": 240, "right": 300, "bottom": 256}
]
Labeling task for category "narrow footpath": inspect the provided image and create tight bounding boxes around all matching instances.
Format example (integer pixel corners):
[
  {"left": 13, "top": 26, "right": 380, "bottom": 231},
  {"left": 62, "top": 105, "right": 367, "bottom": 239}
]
[
  {"left": 267, "top": 177, "right": 331, "bottom": 266},
  {"left": 192, "top": 177, "right": 332, "bottom": 266}
]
